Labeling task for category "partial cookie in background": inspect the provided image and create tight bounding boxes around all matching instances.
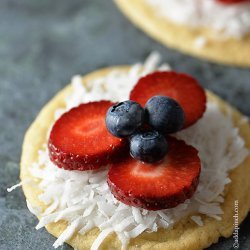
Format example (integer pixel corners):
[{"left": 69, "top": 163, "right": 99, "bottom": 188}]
[
  {"left": 114, "top": 0, "right": 250, "bottom": 67},
  {"left": 20, "top": 67, "right": 250, "bottom": 250}
]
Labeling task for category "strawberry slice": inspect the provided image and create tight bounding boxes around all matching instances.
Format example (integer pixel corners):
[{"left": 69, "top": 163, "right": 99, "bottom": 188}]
[
  {"left": 216, "top": 0, "right": 249, "bottom": 4},
  {"left": 49, "top": 101, "right": 127, "bottom": 171},
  {"left": 130, "top": 71, "right": 206, "bottom": 129},
  {"left": 107, "top": 137, "right": 201, "bottom": 210}
]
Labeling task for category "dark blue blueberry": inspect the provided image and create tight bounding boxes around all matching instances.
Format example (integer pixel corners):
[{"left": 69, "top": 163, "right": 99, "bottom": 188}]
[
  {"left": 145, "top": 95, "right": 185, "bottom": 134},
  {"left": 105, "top": 100, "right": 145, "bottom": 138},
  {"left": 130, "top": 130, "right": 168, "bottom": 163}
]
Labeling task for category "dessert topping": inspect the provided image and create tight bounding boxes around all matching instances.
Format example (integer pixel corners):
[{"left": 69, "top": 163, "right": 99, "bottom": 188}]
[
  {"left": 130, "top": 71, "right": 206, "bottom": 128},
  {"left": 130, "top": 130, "right": 168, "bottom": 163},
  {"left": 108, "top": 136, "right": 201, "bottom": 210},
  {"left": 105, "top": 100, "right": 145, "bottom": 138},
  {"left": 145, "top": 95, "right": 185, "bottom": 134},
  {"left": 48, "top": 101, "right": 127, "bottom": 171}
]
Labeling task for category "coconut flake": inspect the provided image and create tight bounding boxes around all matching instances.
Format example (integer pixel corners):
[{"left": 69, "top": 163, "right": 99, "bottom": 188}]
[
  {"left": 53, "top": 217, "right": 82, "bottom": 248},
  {"left": 132, "top": 207, "right": 143, "bottom": 224},
  {"left": 79, "top": 220, "right": 94, "bottom": 235},
  {"left": 114, "top": 216, "right": 135, "bottom": 232},
  {"left": 42, "top": 199, "right": 59, "bottom": 216},
  {"left": 26, "top": 200, "right": 41, "bottom": 216},
  {"left": 7, "top": 182, "right": 23, "bottom": 192},
  {"left": 125, "top": 224, "right": 149, "bottom": 238},
  {"left": 191, "top": 216, "right": 203, "bottom": 226},
  {"left": 91, "top": 228, "right": 113, "bottom": 250},
  {"left": 117, "top": 233, "right": 129, "bottom": 250},
  {"left": 194, "top": 36, "right": 207, "bottom": 48}
]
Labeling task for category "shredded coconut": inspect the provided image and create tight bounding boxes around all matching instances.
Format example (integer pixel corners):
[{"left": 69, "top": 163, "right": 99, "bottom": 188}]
[
  {"left": 191, "top": 216, "right": 203, "bottom": 226},
  {"left": 194, "top": 36, "right": 207, "bottom": 48},
  {"left": 7, "top": 182, "right": 23, "bottom": 192},
  {"left": 26, "top": 200, "right": 41, "bottom": 216},
  {"left": 146, "top": 0, "right": 250, "bottom": 39},
  {"left": 26, "top": 52, "right": 249, "bottom": 249}
]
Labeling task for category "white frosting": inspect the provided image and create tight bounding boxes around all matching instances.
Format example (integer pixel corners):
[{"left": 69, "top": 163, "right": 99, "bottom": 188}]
[
  {"left": 146, "top": 0, "right": 250, "bottom": 39},
  {"left": 27, "top": 52, "right": 249, "bottom": 249}
]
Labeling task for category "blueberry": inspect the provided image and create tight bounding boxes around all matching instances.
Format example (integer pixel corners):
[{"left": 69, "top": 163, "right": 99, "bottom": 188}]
[
  {"left": 145, "top": 95, "right": 185, "bottom": 134},
  {"left": 130, "top": 130, "right": 168, "bottom": 163},
  {"left": 106, "top": 100, "right": 145, "bottom": 138}
]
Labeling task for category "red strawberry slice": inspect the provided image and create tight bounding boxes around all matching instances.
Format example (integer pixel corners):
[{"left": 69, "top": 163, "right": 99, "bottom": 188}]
[
  {"left": 216, "top": 0, "right": 249, "bottom": 4},
  {"left": 130, "top": 71, "right": 206, "bottom": 129},
  {"left": 49, "top": 101, "right": 127, "bottom": 171},
  {"left": 107, "top": 137, "right": 201, "bottom": 210}
]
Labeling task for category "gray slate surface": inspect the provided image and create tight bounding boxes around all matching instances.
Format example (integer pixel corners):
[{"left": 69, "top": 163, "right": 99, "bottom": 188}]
[{"left": 0, "top": 0, "right": 249, "bottom": 249}]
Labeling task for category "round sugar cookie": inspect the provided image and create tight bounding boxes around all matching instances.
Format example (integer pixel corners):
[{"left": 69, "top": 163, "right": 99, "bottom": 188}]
[
  {"left": 114, "top": 0, "right": 250, "bottom": 67},
  {"left": 20, "top": 67, "right": 250, "bottom": 250}
]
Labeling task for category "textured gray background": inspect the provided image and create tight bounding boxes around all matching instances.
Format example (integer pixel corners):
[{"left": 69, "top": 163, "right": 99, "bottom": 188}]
[{"left": 0, "top": 0, "right": 249, "bottom": 249}]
